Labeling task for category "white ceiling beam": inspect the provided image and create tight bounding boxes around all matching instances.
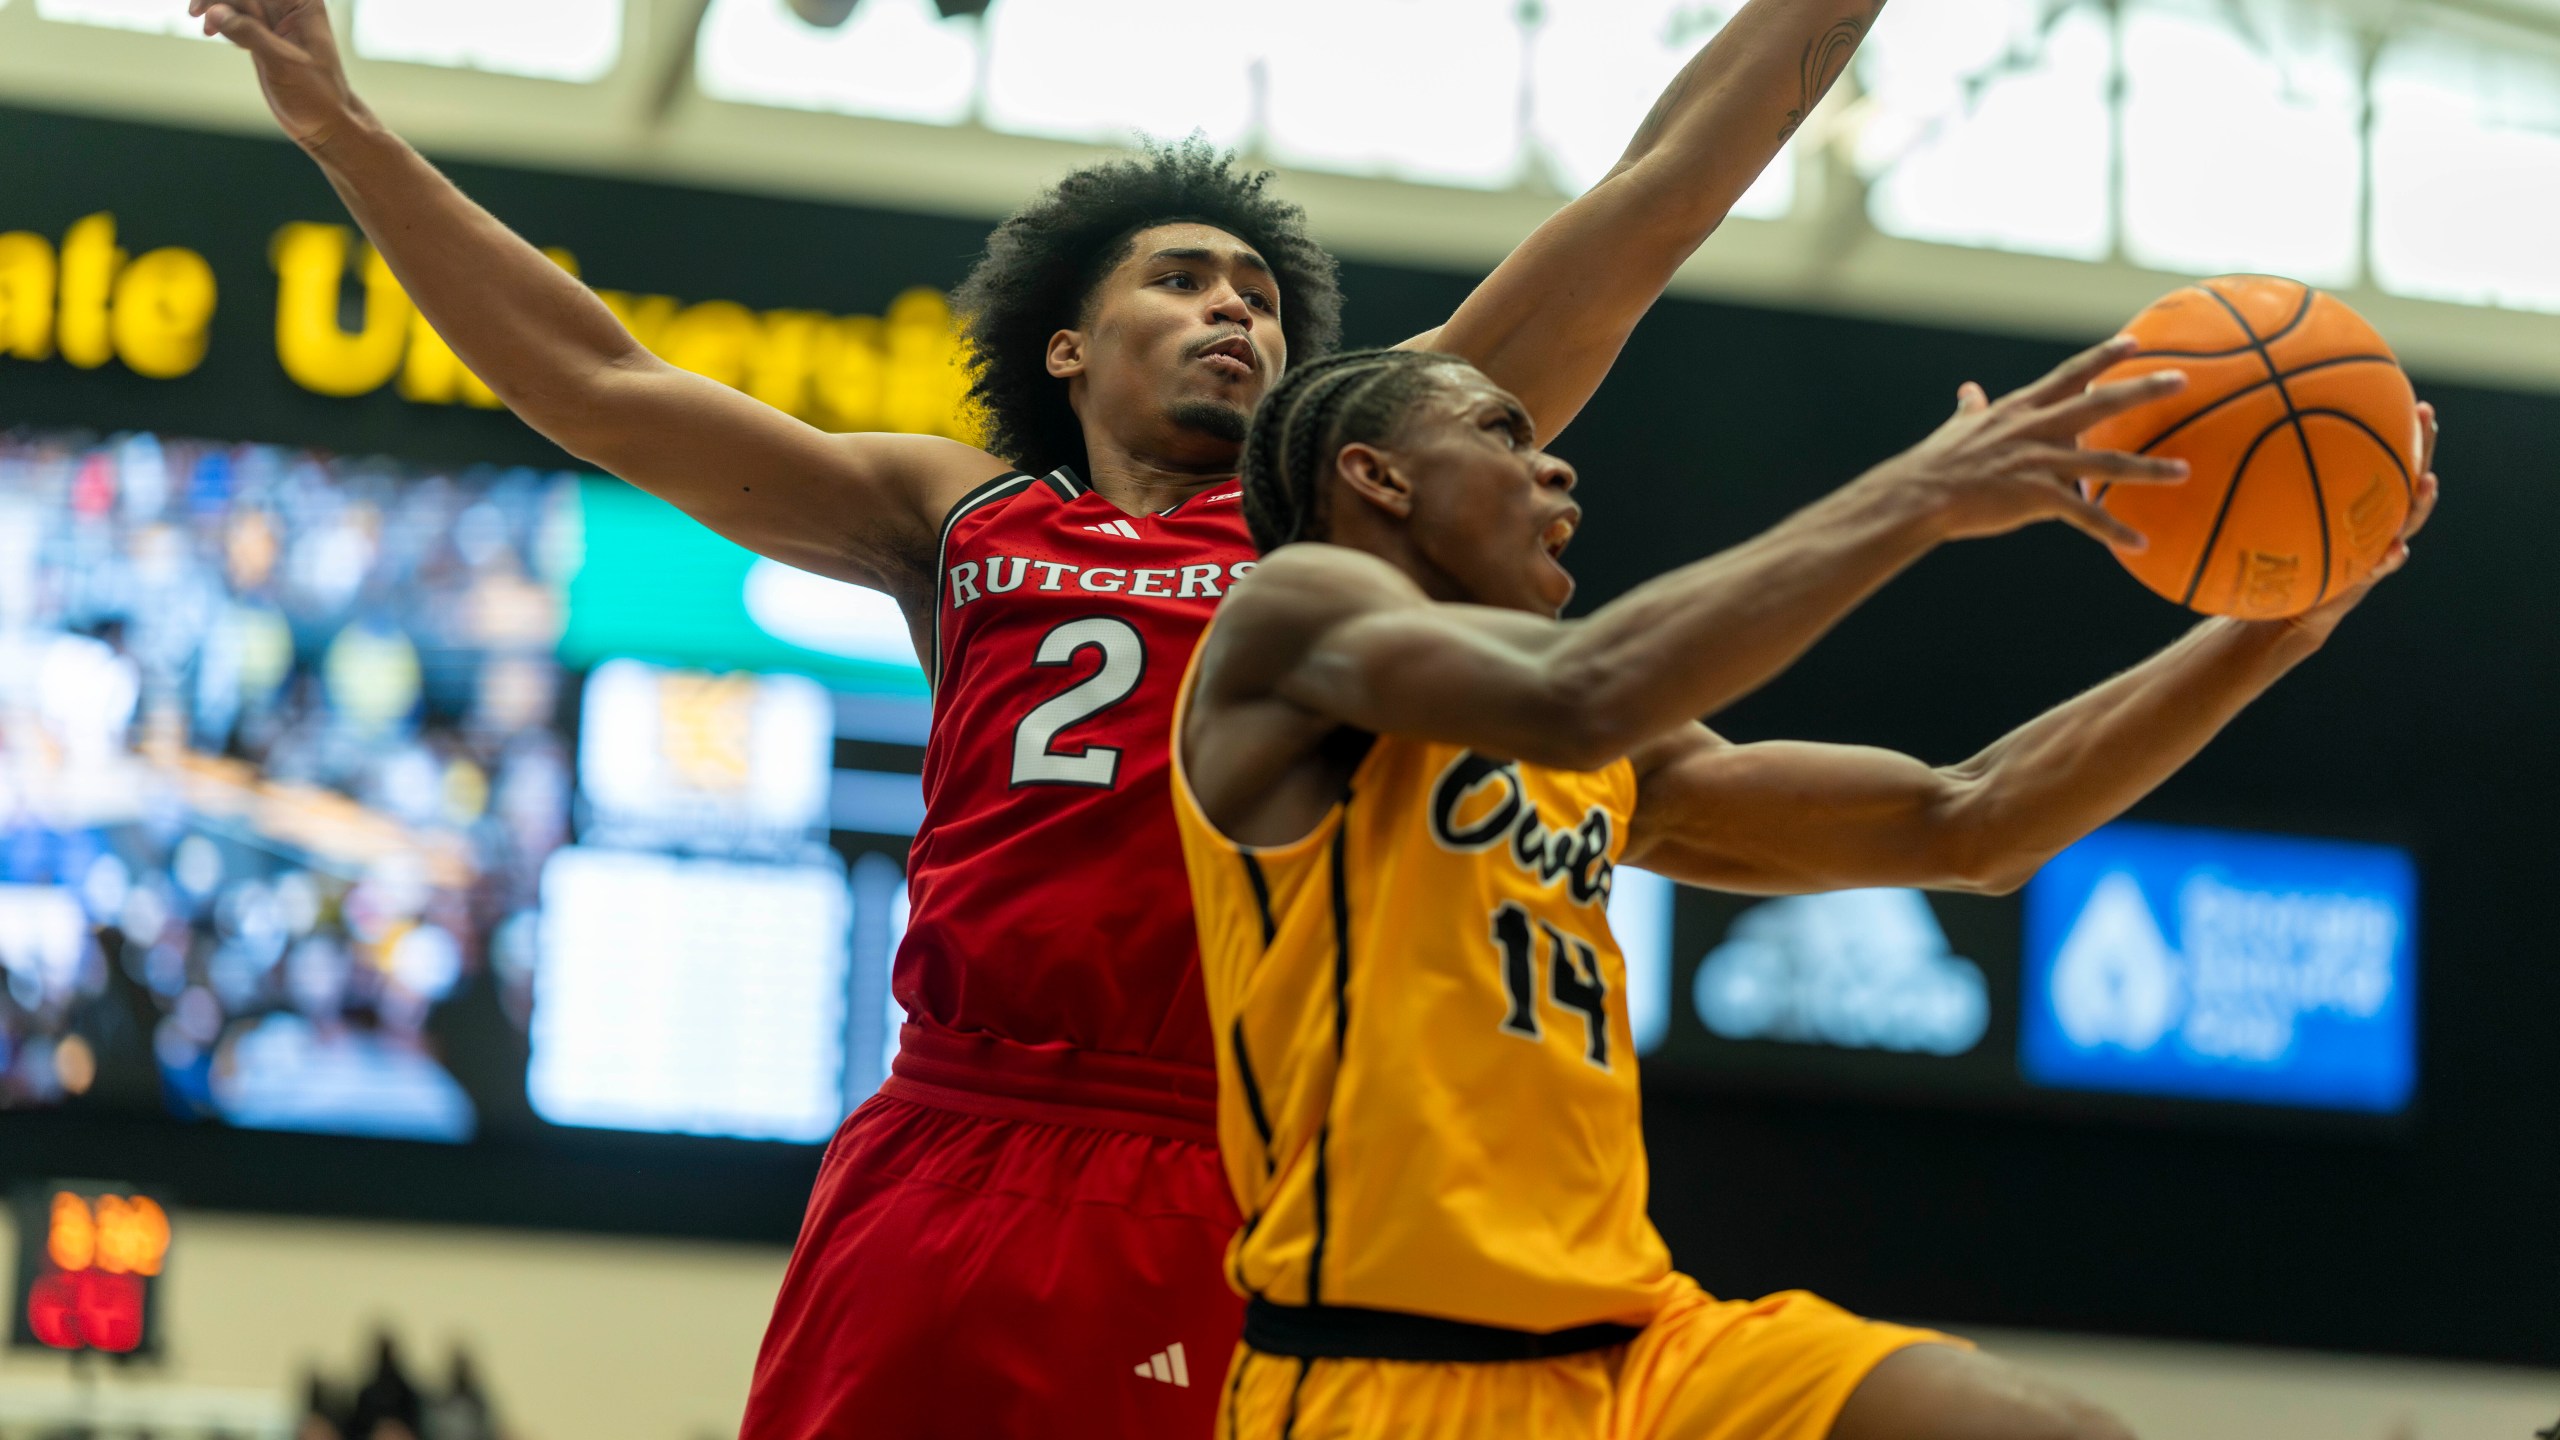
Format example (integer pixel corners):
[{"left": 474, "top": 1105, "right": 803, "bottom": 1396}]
[{"left": 1, "top": 0, "right": 2558, "bottom": 394}]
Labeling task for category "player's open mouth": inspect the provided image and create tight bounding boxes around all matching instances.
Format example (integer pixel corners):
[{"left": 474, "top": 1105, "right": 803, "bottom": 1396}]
[
  {"left": 1198, "top": 336, "right": 1256, "bottom": 378},
  {"left": 1540, "top": 513, "right": 1578, "bottom": 560}
]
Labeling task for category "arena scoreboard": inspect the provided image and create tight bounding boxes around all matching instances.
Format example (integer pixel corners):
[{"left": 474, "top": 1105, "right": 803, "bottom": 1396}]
[{"left": 10, "top": 1185, "right": 170, "bottom": 1357}]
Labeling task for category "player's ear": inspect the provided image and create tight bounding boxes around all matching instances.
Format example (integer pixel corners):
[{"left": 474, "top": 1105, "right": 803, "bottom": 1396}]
[
  {"left": 1045, "top": 329, "right": 1086, "bottom": 381},
  {"left": 1334, "top": 442, "right": 1414, "bottom": 520}
]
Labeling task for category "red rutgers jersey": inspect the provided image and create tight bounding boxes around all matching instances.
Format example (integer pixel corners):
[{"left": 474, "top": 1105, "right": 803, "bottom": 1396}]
[
  {"left": 745, "top": 467, "right": 1255, "bottom": 1438},
  {"left": 899, "top": 465, "right": 1256, "bottom": 1069}
]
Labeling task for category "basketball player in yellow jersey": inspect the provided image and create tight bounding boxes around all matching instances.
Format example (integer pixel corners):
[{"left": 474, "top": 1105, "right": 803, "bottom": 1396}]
[{"left": 1172, "top": 342, "right": 2439, "bottom": 1440}]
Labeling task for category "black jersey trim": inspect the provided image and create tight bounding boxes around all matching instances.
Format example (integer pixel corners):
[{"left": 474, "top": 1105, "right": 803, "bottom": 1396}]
[
  {"left": 1231, "top": 1018, "right": 1277, "bottom": 1176},
  {"left": 1232, "top": 1211, "right": 1268, "bottom": 1301},
  {"left": 1238, "top": 850, "right": 1277, "bottom": 947},
  {"left": 1276, "top": 1356, "right": 1312, "bottom": 1440},
  {"left": 1304, "top": 1139, "right": 1335, "bottom": 1307},
  {"left": 937, "top": 469, "right": 1036, "bottom": 547},
  {"left": 1303, "top": 813, "right": 1353, "bottom": 1308},
  {"left": 928, "top": 470, "right": 1039, "bottom": 690},
  {"left": 1326, "top": 816, "right": 1354, "bottom": 1068},
  {"left": 1244, "top": 1300, "right": 1642, "bottom": 1363},
  {"left": 1223, "top": 1352, "right": 1250, "bottom": 1440},
  {"left": 1043, "top": 464, "right": 1086, "bottom": 501},
  {"left": 1230, "top": 857, "right": 1277, "bottom": 1284}
]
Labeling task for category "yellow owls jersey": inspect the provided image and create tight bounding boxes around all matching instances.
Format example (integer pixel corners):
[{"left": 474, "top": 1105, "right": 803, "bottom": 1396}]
[{"left": 1171, "top": 651, "right": 1680, "bottom": 1342}]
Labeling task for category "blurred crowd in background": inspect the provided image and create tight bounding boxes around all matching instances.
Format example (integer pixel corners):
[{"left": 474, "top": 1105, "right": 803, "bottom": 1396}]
[
  {"left": 0, "top": 430, "right": 582, "bottom": 1143},
  {"left": 296, "top": 1334, "right": 507, "bottom": 1440}
]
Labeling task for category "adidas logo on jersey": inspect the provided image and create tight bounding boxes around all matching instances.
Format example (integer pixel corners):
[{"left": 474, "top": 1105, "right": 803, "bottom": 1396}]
[
  {"left": 1083, "top": 518, "right": 1143, "bottom": 539},
  {"left": 1133, "top": 1341, "right": 1191, "bottom": 1388}
]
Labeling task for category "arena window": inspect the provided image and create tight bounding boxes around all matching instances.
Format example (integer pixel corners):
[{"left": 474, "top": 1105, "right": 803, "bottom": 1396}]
[
  {"left": 2369, "top": 23, "right": 2560, "bottom": 314},
  {"left": 1261, "top": 0, "right": 1528, "bottom": 189},
  {"left": 351, "top": 0, "right": 624, "bottom": 83},
  {"left": 1857, "top": 0, "right": 2114, "bottom": 262},
  {"left": 1528, "top": 0, "right": 1794, "bottom": 215},
  {"left": 697, "top": 0, "right": 978, "bottom": 126},
  {"left": 2118, "top": 2, "right": 2362, "bottom": 285},
  {"left": 32, "top": 0, "right": 212, "bottom": 38},
  {"left": 981, "top": 0, "right": 1258, "bottom": 147},
  {"left": 324, "top": 0, "right": 2560, "bottom": 329}
]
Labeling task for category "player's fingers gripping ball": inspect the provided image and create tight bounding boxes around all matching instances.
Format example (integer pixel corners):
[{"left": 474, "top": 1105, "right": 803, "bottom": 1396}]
[{"left": 2079, "top": 276, "right": 2421, "bottom": 619}]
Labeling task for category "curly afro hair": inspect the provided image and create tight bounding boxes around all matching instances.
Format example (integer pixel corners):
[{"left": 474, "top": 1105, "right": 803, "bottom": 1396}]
[{"left": 952, "top": 137, "right": 1344, "bottom": 478}]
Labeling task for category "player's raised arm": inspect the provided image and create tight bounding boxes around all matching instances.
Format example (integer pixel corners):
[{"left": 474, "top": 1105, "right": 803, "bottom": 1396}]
[
  {"left": 1187, "top": 344, "right": 2188, "bottom": 819},
  {"left": 191, "top": 0, "right": 1005, "bottom": 595},
  {"left": 1623, "top": 409, "right": 2441, "bottom": 897},
  {"left": 1403, "top": 0, "right": 1887, "bottom": 441}
]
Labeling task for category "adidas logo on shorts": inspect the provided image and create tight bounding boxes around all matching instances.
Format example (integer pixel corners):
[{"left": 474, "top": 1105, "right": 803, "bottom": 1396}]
[{"left": 1133, "top": 1341, "right": 1191, "bottom": 1388}]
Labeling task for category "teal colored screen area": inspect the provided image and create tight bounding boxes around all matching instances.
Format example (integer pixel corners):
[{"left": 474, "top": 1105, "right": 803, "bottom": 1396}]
[{"left": 561, "top": 476, "right": 928, "bottom": 696}]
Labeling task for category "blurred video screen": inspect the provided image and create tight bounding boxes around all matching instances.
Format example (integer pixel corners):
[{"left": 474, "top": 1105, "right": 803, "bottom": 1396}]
[
  {"left": 0, "top": 428, "right": 926, "bottom": 1145},
  {"left": 2021, "top": 822, "right": 2418, "bottom": 1114},
  {"left": 1640, "top": 819, "right": 2418, "bottom": 1121}
]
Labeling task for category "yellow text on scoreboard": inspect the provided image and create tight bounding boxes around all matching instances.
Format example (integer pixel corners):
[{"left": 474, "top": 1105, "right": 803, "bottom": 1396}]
[{"left": 0, "top": 213, "right": 980, "bottom": 442}]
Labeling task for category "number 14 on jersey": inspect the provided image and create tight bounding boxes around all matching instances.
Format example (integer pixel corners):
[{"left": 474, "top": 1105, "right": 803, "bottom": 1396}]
[{"left": 1491, "top": 902, "right": 1611, "bottom": 1070}]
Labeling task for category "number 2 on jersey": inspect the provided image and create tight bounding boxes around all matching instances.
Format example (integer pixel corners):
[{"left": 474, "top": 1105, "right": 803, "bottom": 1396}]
[
  {"left": 1010, "top": 617, "right": 1146, "bottom": 788},
  {"left": 1490, "top": 901, "right": 1610, "bottom": 1069}
]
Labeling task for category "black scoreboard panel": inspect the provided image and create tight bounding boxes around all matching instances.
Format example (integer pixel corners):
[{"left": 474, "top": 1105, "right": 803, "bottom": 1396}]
[{"left": 11, "top": 1182, "right": 167, "bottom": 1358}]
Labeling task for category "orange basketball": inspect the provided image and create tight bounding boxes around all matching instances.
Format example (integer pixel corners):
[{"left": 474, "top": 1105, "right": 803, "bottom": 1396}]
[{"left": 2081, "top": 276, "right": 2420, "bottom": 619}]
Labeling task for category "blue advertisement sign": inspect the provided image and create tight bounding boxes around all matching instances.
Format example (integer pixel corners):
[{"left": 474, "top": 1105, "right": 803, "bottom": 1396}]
[{"left": 2021, "top": 823, "right": 2418, "bottom": 1113}]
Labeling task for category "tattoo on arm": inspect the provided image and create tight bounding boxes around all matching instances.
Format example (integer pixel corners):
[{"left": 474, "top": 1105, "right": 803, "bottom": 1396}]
[{"left": 1780, "top": 2, "right": 1886, "bottom": 142}]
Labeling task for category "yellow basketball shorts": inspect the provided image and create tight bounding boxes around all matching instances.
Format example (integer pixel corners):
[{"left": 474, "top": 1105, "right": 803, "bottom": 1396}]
[{"left": 1216, "top": 1281, "right": 1961, "bottom": 1440}]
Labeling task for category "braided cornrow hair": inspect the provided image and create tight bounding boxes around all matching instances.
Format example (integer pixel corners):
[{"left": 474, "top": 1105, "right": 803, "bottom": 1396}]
[{"left": 1240, "top": 347, "right": 1472, "bottom": 553}]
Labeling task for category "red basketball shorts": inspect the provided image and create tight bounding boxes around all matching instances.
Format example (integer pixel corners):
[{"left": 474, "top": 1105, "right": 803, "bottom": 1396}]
[{"left": 740, "top": 1030, "right": 1243, "bottom": 1440}]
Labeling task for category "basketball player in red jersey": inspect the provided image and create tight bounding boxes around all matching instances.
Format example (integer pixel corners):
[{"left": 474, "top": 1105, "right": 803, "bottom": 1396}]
[{"left": 196, "top": 1, "right": 1892, "bottom": 1433}]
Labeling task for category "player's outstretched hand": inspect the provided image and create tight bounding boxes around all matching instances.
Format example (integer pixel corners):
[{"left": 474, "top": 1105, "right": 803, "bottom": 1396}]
[
  {"left": 2265, "top": 400, "right": 2440, "bottom": 643},
  {"left": 1859, "top": 336, "right": 2190, "bottom": 552},
  {"left": 188, "top": 0, "right": 366, "bottom": 152}
]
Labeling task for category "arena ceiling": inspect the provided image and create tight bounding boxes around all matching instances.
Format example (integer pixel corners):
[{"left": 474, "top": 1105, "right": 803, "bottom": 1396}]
[{"left": 10, "top": 0, "right": 2560, "bottom": 390}]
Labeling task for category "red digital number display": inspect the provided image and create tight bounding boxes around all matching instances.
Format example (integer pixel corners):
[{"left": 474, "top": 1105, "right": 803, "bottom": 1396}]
[
  {"left": 25, "top": 1270, "right": 147, "bottom": 1353},
  {"left": 13, "top": 1188, "right": 167, "bottom": 1357}
]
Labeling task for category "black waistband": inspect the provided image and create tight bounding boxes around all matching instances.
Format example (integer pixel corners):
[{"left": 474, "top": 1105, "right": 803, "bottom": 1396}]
[{"left": 1243, "top": 1299, "right": 1642, "bottom": 1363}]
